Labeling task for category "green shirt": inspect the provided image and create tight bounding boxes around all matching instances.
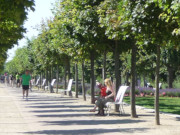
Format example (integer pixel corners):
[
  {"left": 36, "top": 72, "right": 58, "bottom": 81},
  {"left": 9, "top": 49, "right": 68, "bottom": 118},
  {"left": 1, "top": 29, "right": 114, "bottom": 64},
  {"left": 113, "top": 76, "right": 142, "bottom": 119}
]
[
  {"left": 16, "top": 74, "right": 20, "bottom": 80},
  {"left": 21, "top": 74, "right": 31, "bottom": 85}
]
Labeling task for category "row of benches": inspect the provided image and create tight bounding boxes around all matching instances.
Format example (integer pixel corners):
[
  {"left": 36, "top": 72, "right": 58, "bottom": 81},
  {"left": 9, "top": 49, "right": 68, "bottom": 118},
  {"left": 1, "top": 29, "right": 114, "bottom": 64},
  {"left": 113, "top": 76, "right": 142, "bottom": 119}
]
[
  {"left": 34, "top": 78, "right": 73, "bottom": 96},
  {"left": 33, "top": 78, "right": 130, "bottom": 116}
]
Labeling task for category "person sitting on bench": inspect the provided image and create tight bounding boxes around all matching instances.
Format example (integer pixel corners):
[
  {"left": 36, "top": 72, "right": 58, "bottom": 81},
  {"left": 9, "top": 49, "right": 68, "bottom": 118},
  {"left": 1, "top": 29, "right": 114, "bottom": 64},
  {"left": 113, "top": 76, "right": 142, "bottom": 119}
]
[{"left": 89, "top": 78, "right": 115, "bottom": 116}]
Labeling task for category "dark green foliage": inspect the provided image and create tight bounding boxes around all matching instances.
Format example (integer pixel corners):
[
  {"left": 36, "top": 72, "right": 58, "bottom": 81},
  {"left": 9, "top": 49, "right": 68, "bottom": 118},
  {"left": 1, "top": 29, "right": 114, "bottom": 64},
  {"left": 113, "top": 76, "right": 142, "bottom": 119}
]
[{"left": 0, "top": 0, "right": 35, "bottom": 70}]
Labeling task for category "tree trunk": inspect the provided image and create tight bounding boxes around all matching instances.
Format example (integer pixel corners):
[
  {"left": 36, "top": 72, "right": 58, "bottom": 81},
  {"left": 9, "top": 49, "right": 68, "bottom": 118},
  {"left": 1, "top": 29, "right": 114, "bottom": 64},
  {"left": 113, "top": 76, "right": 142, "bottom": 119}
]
[
  {"left": 130, "top": 43, "right": 137, "bottom": 118},
  {"left": 167, "top": 66, "right": 173, "bottom": 88},
  {"left": 143, "top": 75, "right": 146, "bottom": 87},
  {"left": 155, "top": 45, "right": 160, "bottom": 125},
  {"left": 40, "top": 72, "right": 42, "bottom": 89},
  {"left": 102, "top": 51, "right": 107, "bottom": 83},
  {"left": 114, "top": 40, "right": 121, "bottom": 112},
  {"left": 64, "top": 65, "right": 67, "bottom": 95},
  {"left": 82, "top": 62, "right": 86, "bottom": 101},
  {"left": 49, "top": 66, "right": 53, "bottom": 93},
  {"left": 67, "top": 58, "right": 71, "bottom": 96},
  {"left": 56, "top": 65, "right": 59, "bottom": 93},
  {"left": 43, "top": 71, "right": 45, "bottom": 86},
  {"left": 41, "top": 71, "right": 44, "bottom": 89},
  {"left": 90, "top": 51, "right": 95, "bottom": 104},
  {"left": 67, "top": 58, "right": 71, "bottom": 80},
  {"left": 46, "top": 69, "right": 48, "bottom": 90},
  {"left": 75, "top": 63, "right": 78, "bottom": 98},
  {"left": 126, "top": 72, "right": 129, "bottom": 86},
  {"left": 48, "top": 69, "right": 51, "bottom": 92},
  {"left": 51, "top": 67, "right": 54, "bottom": 79}
]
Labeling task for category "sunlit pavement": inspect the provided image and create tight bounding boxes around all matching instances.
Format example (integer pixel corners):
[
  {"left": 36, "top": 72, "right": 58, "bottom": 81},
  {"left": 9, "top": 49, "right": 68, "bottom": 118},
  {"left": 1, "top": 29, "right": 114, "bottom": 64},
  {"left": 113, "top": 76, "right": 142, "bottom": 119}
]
[{"left": 0, "top": 83, "right": 180, "bottom": 135}]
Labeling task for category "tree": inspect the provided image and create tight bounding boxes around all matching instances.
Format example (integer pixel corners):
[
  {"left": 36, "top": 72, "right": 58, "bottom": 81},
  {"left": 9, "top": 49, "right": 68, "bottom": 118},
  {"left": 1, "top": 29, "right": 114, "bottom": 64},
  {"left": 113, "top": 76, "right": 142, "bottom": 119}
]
[
  {"left": 51, "top": 0, "right": 111, "bottom": 103},
  {"left": 98, "top": 0, "right": 137, "bottom": 116},
  {"left": 0, "top": 0, "right": 35, "bottom": 68},
  {"left": 4, "top": 46, "right": 33, "bottom": 75},
  {"left": 117, "top": 0, "right": 180, "bottom": 124}
]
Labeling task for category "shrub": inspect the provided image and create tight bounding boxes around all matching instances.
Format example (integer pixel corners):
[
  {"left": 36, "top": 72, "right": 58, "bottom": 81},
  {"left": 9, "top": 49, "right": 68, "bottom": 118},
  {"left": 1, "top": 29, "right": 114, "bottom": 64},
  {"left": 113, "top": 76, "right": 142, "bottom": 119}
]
[
  {"left": 140, "top": 92, "right": 145, "bottom": 97},
  {"left": 166, "top": 91, "right": 174, "bottom": 97},
  {"left": 125, "top": 90, "right": 130, "bottom": 95},
  {"left": 173, "top": 76, "right": 180, "bottom": 88},
  {"left": 174, "top": 92, "right": 180, "bottom": 97},
  {"left": 135, "top": 90, "right": 140, "bottom": 95},
  {"left": 162, "top": 92, "right": 166, "bottom": 96},
  {"left": 143, "top": 90, "right": 154, "bottom": 96},
  {"left": 150, "top": 92, "right": 154, "bottom": 96}
]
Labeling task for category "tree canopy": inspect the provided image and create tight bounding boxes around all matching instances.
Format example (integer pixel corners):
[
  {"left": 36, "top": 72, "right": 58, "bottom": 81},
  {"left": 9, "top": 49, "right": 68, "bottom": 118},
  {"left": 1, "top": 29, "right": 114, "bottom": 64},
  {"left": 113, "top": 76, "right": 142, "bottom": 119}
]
[{"left": 0, "top": 0, "right": 35, "bottom": 71}]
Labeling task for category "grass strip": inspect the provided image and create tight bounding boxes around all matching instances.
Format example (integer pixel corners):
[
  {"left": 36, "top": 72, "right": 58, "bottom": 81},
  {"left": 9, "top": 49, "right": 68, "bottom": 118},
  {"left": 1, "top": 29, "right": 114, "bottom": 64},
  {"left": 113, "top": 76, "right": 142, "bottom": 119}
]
[{"left": 124, "top": 96, "right": 180, "bottom": 115}]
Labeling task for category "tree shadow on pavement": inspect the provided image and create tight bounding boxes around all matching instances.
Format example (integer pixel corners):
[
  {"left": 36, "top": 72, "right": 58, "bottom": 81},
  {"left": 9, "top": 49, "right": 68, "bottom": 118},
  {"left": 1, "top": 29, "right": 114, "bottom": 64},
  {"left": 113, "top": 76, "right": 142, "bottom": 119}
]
[
  {"left": 35, "top": 113, "right": 96, "bottom": 117},
  {"left": 40, "top": 119, "right": 146, "bottom": 125},
  {"left": 24, "top": 128, "right": 149, "bottom": 135},
  {"left": 28, "top": 105, "right": 93, "bottom": 108},
  {"left": 176, "top": 117, "right": 180, "bottom": 121},
  {"left": 29, "top": 102, "right": 75, "bottom": 105},
  {"left": 138, "top": 114, "right": 154, "bottom": 117},
  {"left": 22, "top": 97, "right": 77, "bottom": 102},
  {"left": 31, "top": 109, "right": 91, "bottom": 113}
]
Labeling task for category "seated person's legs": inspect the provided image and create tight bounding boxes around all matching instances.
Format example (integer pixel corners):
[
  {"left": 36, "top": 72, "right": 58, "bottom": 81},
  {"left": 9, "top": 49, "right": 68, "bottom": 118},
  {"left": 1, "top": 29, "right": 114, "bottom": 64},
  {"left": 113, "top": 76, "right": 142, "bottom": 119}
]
[
  {"left": 97, "top": 97, "right": 114, "bottom": 115},
  {"left": 89, "top": 97, "right": 104, "bottom": 112}
]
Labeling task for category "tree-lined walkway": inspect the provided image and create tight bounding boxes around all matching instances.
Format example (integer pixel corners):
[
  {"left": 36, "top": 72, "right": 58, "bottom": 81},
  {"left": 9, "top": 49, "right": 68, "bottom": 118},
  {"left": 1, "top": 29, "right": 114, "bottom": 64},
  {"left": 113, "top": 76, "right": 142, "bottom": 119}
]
[{"left": 0, "top": 84, "right": 180, "bottom": 135}]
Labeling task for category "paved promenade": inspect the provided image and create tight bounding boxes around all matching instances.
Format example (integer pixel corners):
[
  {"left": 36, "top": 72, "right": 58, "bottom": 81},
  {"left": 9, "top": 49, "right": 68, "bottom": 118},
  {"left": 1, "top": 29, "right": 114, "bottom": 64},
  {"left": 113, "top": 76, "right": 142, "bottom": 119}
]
[{"left": 0, "top": 84, "right": 180, "bottom": 135}]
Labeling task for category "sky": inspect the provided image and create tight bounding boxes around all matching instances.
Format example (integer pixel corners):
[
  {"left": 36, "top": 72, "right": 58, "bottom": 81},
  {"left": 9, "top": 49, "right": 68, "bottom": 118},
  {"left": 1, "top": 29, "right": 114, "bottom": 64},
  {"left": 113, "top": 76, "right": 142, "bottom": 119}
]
[{"left": 6, "top": 0, "right": 56, "bottom": 62}]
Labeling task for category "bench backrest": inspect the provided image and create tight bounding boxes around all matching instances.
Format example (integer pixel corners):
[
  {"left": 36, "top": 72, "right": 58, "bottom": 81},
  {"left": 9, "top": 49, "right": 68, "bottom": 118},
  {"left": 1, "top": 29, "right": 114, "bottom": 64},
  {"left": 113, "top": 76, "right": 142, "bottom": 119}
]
[
  {"left": 147, "top": 83, "right": 151, "bottom": 87},
  {"left": 115, "top": 86, "right": 129, "bottom": 104},
  {"left": 67, "top": 79, "right": 73, "bottom": 91},
  {"left": 159, "top": 83, "right": 162, "bottom": 88},
  {"left": 51, "top": 79, "right": 56, "bottom": 86},
  {"left": 42, "top": 79, "right": 46, "bottom": 86},
  {"left": 35, "top": 77, "right": 40, "bottom": 85}
]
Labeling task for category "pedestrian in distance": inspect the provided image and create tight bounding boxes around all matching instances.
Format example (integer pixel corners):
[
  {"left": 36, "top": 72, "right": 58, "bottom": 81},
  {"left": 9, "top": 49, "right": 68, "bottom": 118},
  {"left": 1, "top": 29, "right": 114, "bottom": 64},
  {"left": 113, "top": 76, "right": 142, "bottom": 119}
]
[
  {"left": 16, "top": 73, "right": 20, "bottom": 88},
  {"left": 21, "top": 70, "right": 31, "bottom": 100},
  {"left": 0, "top": 75, "right": 5, "bottom": 83},
  {"left": 9, "top": 74, "right": 14, "bottom": 87},
  {"left": 4, "top": 73, "right": 8, "bottom": 86}
]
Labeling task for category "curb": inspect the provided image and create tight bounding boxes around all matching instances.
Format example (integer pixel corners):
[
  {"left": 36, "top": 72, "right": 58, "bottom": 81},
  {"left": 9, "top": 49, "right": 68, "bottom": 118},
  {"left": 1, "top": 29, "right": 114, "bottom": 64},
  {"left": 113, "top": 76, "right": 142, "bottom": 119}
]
[{"left": 135, "top": 105, "right": 180, "bottom": 118}]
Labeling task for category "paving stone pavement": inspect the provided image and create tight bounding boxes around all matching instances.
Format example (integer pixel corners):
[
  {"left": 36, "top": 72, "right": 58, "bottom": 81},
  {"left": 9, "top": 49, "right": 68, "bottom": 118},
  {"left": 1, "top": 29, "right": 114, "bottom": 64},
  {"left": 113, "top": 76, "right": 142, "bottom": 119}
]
[{"left": 0, "top": 83, "right": 180, "bottom": 135}]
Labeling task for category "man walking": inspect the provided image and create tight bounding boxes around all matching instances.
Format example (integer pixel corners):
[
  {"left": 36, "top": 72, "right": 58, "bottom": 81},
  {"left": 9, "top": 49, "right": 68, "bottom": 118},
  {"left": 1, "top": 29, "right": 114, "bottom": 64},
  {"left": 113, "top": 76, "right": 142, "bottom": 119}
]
[{"left": 21, "top": 70, "right": 31, "bottom": 100}]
